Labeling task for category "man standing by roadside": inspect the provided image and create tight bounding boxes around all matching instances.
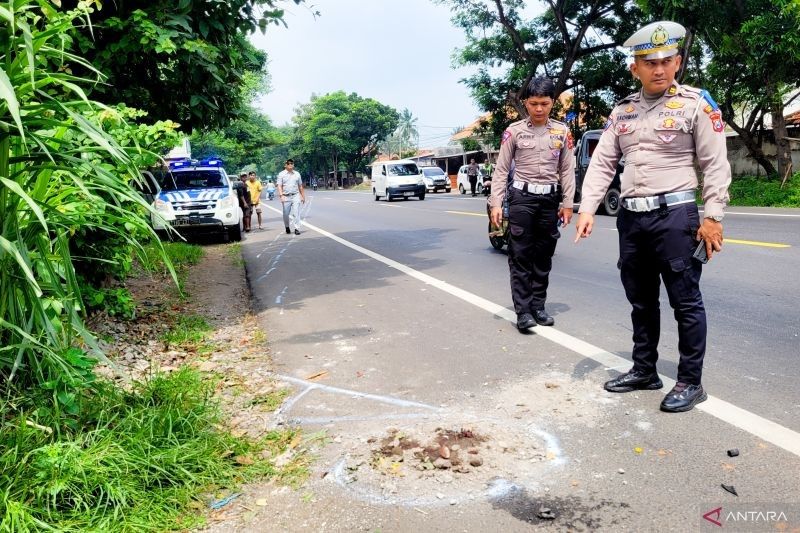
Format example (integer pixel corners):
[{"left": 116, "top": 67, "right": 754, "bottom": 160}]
[
  {"left": 574, "top": 21, "right": 731, "bottom": 413},
  {"left": 489, "top": 77, "right": 576, "bottom": 331},
  {"left": 467, "top": 158, "right": 480, "bottom": 197},
  {"left": 247, "top": 171, "right": 264, "bottom": 230},
  {"left": 277, "top": 159, "right": 305, "bottom": 235},
  {"left": 239, "top": 172, "right": 252, "bottom": 233}
]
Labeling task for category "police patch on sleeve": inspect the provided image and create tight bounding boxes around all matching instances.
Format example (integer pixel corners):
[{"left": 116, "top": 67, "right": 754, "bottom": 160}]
[
  {"left": 501, "top": 130, "right": 512, "bottom": 145},
  {"left": 603, "top": 117, "right": 613, "bottom": 131}
]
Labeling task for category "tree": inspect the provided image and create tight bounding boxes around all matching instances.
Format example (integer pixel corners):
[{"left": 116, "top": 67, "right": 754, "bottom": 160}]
[
  {"left": 292, "top": 92, "right": 399, "bottom": 186},
  {"left": 64, "top": 0, "right": 308, "bottom": 131},
  {"left": 641, "top": 0, "right": 800, "bottom": 181},
  {"left": 438, "top": 0, "right": 644, "bottom": 141},
  {"left": 396, "top": 109, "right": 419, "bottom": 155}
]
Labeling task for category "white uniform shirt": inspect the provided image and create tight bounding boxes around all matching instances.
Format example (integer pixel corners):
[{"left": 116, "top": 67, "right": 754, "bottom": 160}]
[{"left": 277, "top": 170, "right": 303, "bottom": 195}]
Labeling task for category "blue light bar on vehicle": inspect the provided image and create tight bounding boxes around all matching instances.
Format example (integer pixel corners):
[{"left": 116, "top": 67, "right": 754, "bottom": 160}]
[
  {"left": 168, "top": 158, "right": 193, "bottom": 169},
  {"left": 198, "top": 158, "right": 223, "bottom": 167}
]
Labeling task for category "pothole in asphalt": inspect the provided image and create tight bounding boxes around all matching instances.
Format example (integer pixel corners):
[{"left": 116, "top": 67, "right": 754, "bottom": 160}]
[{"left": 331, "top": 418, "right": 564, "bottom": 506}]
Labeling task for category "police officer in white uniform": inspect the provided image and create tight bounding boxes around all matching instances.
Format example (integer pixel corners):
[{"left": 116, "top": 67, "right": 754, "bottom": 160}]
[{"left": 575, "top": 21, "right": 731, "bottom": 412}]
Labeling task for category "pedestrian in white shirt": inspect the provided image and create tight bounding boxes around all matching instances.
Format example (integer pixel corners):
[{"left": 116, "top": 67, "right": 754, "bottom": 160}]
[{"left": 276, "top": 159, "right": 306, "bottom": 235}]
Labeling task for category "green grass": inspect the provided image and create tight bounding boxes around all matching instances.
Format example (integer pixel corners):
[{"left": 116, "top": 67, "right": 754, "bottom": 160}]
[
  {"left": 249, "top": 388, "right": 291, "bottom": 410},
  {"left": 0, "top": 368, "right": 309, "bottom": 532},
  {"left": 226, "top": 242, "right": 245, "bottom": 267},
  {"left": 727, "top": 173, "right": 800, "bottom": 207},
  {"left": 161, "top": 314, "right": 213, "bottom": 347}
]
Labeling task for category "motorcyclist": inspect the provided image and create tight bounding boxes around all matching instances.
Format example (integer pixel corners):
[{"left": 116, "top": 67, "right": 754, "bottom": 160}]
[{"left": 266, "top": 180, "right": 276, "bottom": 200}]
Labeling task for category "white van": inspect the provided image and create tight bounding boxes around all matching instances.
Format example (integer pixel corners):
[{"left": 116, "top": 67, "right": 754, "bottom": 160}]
[
  {"left": 370, "top": 159, "right": 426, "bottom": 201},
  {"left": 456, "top": 164, "right": 488, "bottom": 195}
]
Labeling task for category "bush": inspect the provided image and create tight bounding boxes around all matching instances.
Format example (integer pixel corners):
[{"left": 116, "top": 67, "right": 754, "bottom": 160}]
[
  {"left": 0, "top": 368, "right": 307, "bottom": 531},
  {"left": 728, "top": 173, "right": 800, "bottom": 207}
]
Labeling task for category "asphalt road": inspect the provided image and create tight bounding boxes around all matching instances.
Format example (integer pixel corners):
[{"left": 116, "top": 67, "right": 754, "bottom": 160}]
[{"left": 240, "top": 190, "right": 800, "bottom": 532}]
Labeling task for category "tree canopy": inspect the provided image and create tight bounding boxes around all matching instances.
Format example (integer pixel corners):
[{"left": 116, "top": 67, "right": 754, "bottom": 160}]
[
  {"left": 438, "top": 0, "right": 645, "bottom": 142},
  {"left": 64, "top": 0, "right": 307, "bottom": 131},
  {"left": 291, "top": 92, "right": 399, "bottom": 183}
]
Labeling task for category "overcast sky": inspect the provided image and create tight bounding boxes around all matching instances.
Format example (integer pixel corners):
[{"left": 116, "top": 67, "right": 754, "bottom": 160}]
[{"left": 249, "top": 0, "right": 488, "bottom": 148}]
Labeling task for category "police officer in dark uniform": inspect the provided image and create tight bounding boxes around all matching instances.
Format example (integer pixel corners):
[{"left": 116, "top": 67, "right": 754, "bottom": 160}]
[
  {"left": 575, "top": 21, "right": 731, "bottom": 413},
  {"left": 490, "top": 77, "right": 576, "bottom": 331}
]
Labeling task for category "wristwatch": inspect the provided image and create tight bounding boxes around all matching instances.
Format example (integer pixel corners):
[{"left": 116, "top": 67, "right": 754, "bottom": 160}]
[{"left": 706, "top": 214, "right": 724, "bottom": 222}]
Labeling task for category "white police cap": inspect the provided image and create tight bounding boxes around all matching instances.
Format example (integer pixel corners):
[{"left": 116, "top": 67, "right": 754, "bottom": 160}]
[{"left": 623, "top": 21, "right": 686, "bottom": 59}]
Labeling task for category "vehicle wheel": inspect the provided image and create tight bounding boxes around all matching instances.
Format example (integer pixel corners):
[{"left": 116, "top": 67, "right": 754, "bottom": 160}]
[
  {"left": 228, "top": 222, "right": 242, "bottom": 242},
  {"left": 418, "top": 193, "right": 425, "bottom": 201},
  {"left": 386, "top": 195, "right": 393, "bottom": 202},
  {"left": 488, "top": 222, "right": 505, "bottom": 250},
  {"left": 403, "top": 196, "right": 409, "bottom": 201},
  {"left": 601, "top": 188, "right": 621, "bottom": 216},
  {"left": 374, "top": 188, "right": 380, "bottom": 201},
  {"left": 476, "top": 183, "right": 483, "bottom": 195},
  {"left": 459, "top": 184, "right": 466, "bottom": 194},
  {"left": 445, "top": 188, "right": 451, "bottom": 193}
]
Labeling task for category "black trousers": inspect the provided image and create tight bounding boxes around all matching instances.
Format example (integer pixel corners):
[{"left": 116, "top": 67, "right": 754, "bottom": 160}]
[
  {"left": 617, "top": 203, "right": 707, "bottom": 385},
  {"left": 468, "top": 176, "right": 478, "bottom": 194},
  {"left": 507, "top": 188, "right": 560, "bottom": 314}
]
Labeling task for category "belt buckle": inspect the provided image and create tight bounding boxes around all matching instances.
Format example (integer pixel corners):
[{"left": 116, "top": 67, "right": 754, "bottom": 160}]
[{"left": 631, "top": 197, "right": 648, "bottom": 212}]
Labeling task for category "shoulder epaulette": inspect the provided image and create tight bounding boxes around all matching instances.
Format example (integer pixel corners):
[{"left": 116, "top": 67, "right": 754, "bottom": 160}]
[{"left": 615, "top": 92, "right": 639, "bottom": 106}]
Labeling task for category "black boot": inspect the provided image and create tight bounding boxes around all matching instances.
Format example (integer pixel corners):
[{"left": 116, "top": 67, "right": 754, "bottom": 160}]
[
  {"left": 660, "top": 382, "right": 707, "bottom": 413},
  {"left": 604, "top": 370, "right": 663, "bottom": 393},
  {"left": 516, "top": 313, "right": 536, "bottom": 331},
  {"left": 532, "top": 309, "right": 554, "bottom": 326}
]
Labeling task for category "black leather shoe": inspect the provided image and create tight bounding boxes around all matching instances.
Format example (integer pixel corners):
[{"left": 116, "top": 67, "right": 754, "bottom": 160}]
[
  {"left": 533, "top": 309, "right": 554, "bottom": 326},
  {"left": 660, "top": 382, "right": 707, "bottom": 412},
  {"left": 604, "top": 370, "right": 663, "bottom": 393},
  {"left": 294, "top": 229, "right": 301, "bottom": 235},
  {"left": 516, "top": 313, "right": 536, "bottom": 330},
  {"left": 285, "top": 226, "right": 290, "bottom": 234}
]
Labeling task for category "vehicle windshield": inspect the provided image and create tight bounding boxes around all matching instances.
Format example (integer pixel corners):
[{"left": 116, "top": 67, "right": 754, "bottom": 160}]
[
  {"left": 387, "top": 164, "right": 419, "bottom": 176},
  {"left": 422, "top": 168, "right": 445, "bottom": 177},
  {"left": 162, "top": 170, "right": 228, "bottom": 190}
]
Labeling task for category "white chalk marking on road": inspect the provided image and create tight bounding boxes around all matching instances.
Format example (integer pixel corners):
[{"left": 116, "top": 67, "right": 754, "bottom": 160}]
[
  {"left": 277, "top": 216, "right": 800, "bottom": 459},
  {"left": 256, "top": 234, "right": 283, "bottom": 259},
  {"left": 275, "top": 286, "right": 288, "bottom": 305},
  {"left": 345, "top": 200, "right": 359, "bottom": 203},
  {"left": 289, "top": 413, "right": 435, "bottom": 425},
  {"left": 277, "top": 374, "right": 442, "bottom": 411}
]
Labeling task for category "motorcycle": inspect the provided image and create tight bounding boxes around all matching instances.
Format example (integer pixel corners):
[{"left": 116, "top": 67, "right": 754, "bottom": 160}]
[
  {"left": 267, "top": 186, "right": 276, "bottom": 200},
  {"left": 487, "top": 201, "right": 510, "bottom": 251}
]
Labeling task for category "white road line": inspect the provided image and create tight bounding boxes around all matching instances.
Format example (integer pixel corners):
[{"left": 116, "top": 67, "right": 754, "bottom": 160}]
[
  {"left": 345, "top": 200, "right": 359, "bottom": 203},
  {"left": 264, "top": 211, "right": 800, "bottom": 459},
  {"left": 715, "top": 211, "right": 800, "bottom": 218}
]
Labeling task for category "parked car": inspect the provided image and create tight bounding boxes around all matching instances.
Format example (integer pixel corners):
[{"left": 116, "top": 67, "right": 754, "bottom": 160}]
[
  {"left": 419, "top": 166, "right": 451, "bottom": 193},
  {"left": 152, "top": 158, "right": 243, "bottom": 241},
  {"left": 456, "top": 165, "right": 488, "bottom": 195},
  {"left": 574, "top": 129, "right": 623, "bottom": 216},
  {"left": 370, "top": 159, "right": 426, "bottom": 201}
]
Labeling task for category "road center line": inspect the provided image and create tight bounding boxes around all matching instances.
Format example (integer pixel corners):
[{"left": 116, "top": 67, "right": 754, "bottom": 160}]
[
  {"left": 725, "top": 238, "right": 791, "bottom": 248},
  {"left": 446, "top": 210, "right": 485, "bottom": 217},
  {"left": 260, "top": 205, "right": 800, "bottom": 458}
]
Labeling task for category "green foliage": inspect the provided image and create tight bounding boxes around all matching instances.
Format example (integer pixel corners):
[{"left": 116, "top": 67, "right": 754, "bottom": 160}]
[
  {"left": 249, "top": 387, "right": 291, "bottom": 410},
  {"left": 82, "top": 287, "right": 137, "bottom": 320},
  {"left": 0, "top": 368, "right": 308, "bottom": 531},
  {"left": 161, "top": 315, "right": 213, "bottom": 348},
  {"left": 69, "top": 0, "right": 308, "bottom": 130},
  {"left": 0, "top": 2, "right": 168, "bottom": 392},
  {"left": 727, "top": 174, "right": 800, "bottom": 207},
  {"left": 292, "top": 92, "right": 399, "bottom": 178},
  {"left": 439, "top": 0, "right": 643, "bottom": 142}
]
